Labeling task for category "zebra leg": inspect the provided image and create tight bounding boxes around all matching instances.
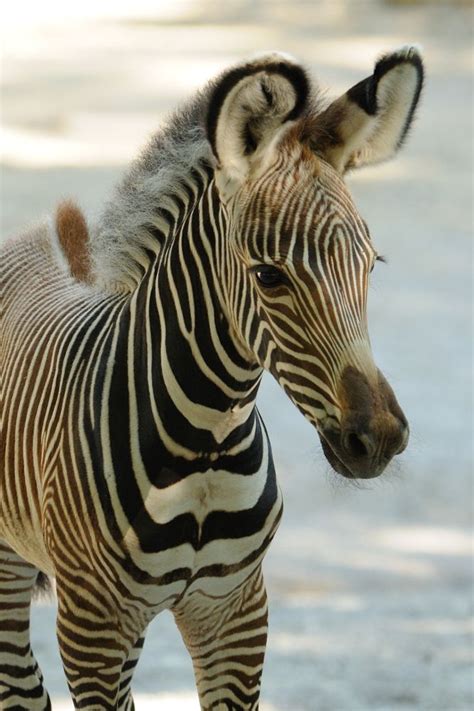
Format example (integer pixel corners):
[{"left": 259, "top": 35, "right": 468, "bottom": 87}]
[
  {"left": 116, "top": 634, "right": 145, "bottom": 711},
  {"left": 0, "top": 539, "right": 51, "bottom": 710},
  {"left": 55, "top": 580, "right": 140, "bottom": 710},
  {"left": 174, "top": 567, "right": 268, "bottom": 711}
]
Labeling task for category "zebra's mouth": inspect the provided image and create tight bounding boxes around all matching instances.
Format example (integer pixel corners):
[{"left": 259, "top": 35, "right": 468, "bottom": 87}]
[
  {"left": 318, "top": 433, "right": 355, "bottom": 479},
  {"left": 318, "top": 429, "right": 391, "bottom": 480}
]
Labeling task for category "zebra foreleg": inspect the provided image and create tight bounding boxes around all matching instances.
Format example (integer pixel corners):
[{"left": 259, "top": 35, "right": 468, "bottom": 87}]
[
  {"left": 0, "top": 539, "right": 51, "bottom": 710},
  {"left": 116, "top": 634, "right": 145, "bottom": 710},
  {"left": 55, "top": 579, "right": 139, "bottom": 710},
  {"left": 174, "top": 567, "right": 268, "bottom": 711}
]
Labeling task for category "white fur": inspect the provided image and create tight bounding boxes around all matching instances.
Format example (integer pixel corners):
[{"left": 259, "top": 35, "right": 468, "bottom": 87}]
[
  {"left": 355, "top": 60, "right": 420, "bottom": 167},
  {"left": 214, "top": 70, "right": 298, "bottom": 201},
  {"left": 324, "top": 46, "right": 422, "bottom": 173},
  {"left": 91, "top": 125, "right": 212, "bottom": 292}
]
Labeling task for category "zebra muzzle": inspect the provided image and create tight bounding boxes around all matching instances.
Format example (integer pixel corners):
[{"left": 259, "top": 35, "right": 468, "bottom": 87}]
[{"left": 319, "top": 366, "right": 409, "bottom": 479}]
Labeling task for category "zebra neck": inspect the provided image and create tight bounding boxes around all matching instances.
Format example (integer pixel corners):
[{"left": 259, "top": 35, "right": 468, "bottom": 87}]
[{"left": 107, "top": 192, "right": 264, "bottom": 466}]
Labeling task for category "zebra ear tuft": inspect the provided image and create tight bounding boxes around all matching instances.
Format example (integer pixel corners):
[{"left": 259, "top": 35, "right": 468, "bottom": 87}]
[
  {"left": 315, "top": 47, "right": 424, "bottom": 173},
  {"left": 206, "top": 54, "right": 310, "bottom": 199}
]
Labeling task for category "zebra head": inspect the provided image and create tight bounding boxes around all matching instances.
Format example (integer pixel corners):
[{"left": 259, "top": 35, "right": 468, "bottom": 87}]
[{"left": 207, "top": 50, "right": 423, "bottom": 479}]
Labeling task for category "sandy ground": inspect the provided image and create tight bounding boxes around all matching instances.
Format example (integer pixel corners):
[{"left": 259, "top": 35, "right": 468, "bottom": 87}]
[{"left": 1, "top": 1, "right": 473, "bottom": 709}]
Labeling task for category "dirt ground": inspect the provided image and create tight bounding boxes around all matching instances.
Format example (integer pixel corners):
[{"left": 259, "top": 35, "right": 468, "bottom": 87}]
[{"left": 1, "top": 1, "right": 472, "bottom": 709}]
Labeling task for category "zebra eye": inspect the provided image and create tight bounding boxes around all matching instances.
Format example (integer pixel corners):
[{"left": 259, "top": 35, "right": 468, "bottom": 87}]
[{"left": 254, "top": 265, "right": 284, "bottom": 288}]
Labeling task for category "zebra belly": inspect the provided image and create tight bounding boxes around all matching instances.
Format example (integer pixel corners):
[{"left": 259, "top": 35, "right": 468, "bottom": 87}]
[{"left": 0, "top": 519, "right": 54, "bottom": 576}]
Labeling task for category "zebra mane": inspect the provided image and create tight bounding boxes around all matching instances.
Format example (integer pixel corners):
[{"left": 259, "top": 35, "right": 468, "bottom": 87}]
[
  {"left": 90, "top": 57, "right": 324, "bottom": 293},
  {"left": 91, "top": 89, "right": 215, "bottom": 292}
]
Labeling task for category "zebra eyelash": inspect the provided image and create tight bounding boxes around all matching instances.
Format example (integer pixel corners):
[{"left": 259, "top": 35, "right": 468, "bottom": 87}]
[{"left": 370, "top": 254, "right": 386, "bottom": 274}]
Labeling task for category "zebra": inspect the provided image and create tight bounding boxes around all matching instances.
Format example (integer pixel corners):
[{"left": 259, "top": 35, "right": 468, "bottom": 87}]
[{"left": 0, "top": 48, "right": 423, "bottom": 710}]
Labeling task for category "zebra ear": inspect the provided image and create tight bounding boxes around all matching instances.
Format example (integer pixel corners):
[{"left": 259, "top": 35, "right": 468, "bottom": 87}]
[
  {"left": 207, "top": 54, "right": 310, "bottom": 200},
  {"left": 316, "top": 47, "right": 424, "bottom": 173}
]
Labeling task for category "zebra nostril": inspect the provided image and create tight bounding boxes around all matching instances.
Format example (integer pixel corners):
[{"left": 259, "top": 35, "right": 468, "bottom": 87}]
[
  {"left": 395, "top": 422, "right": 410, "bottom": 454},
  {"left": 343, "top": 431, "right": 375, "bottom": 460}
]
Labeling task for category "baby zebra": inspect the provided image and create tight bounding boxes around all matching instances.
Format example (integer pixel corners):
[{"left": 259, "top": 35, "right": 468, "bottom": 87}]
[{"left": 0, "top": 49, "right": 423, "bottom": 709}]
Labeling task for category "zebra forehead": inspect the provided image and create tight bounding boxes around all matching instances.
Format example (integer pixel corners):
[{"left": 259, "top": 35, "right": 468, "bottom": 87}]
[
  {"left": 238, "top": 149, "right": 369, "bottom": 248},
  {"left": 244, "top": 138, "right": 362, "bottom": 208}
]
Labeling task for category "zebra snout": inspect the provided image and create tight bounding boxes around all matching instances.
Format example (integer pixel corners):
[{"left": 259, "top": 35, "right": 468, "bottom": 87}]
[
  {"left": 319, "top": 365, "right": 410, "bottom": 479},
  {"left": 320, "top": 414, "right": 409, "bottom": 480},
  {"left": 340, "top": 413, "right": 409, "bottom": 477}
]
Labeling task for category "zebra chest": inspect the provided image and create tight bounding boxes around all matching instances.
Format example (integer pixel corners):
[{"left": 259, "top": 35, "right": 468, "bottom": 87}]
[
  {"left": 143, "top": 467, "right": 260, "bottom": 525},
  {"left": 131, "top": 465, "right": 269, "bottom": 553},
  {"left": 121, "top": 462, "right": 280, "bottom": 592}
]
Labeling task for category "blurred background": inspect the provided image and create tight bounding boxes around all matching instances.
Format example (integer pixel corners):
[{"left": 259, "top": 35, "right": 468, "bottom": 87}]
[{"left": 1, "top": 1, "right": 472, "bottom": 709}]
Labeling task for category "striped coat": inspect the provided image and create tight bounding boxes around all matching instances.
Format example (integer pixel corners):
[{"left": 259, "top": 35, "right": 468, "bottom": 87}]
[{"left": 1, "top": 49, "right": 423, "bottom": 710}]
